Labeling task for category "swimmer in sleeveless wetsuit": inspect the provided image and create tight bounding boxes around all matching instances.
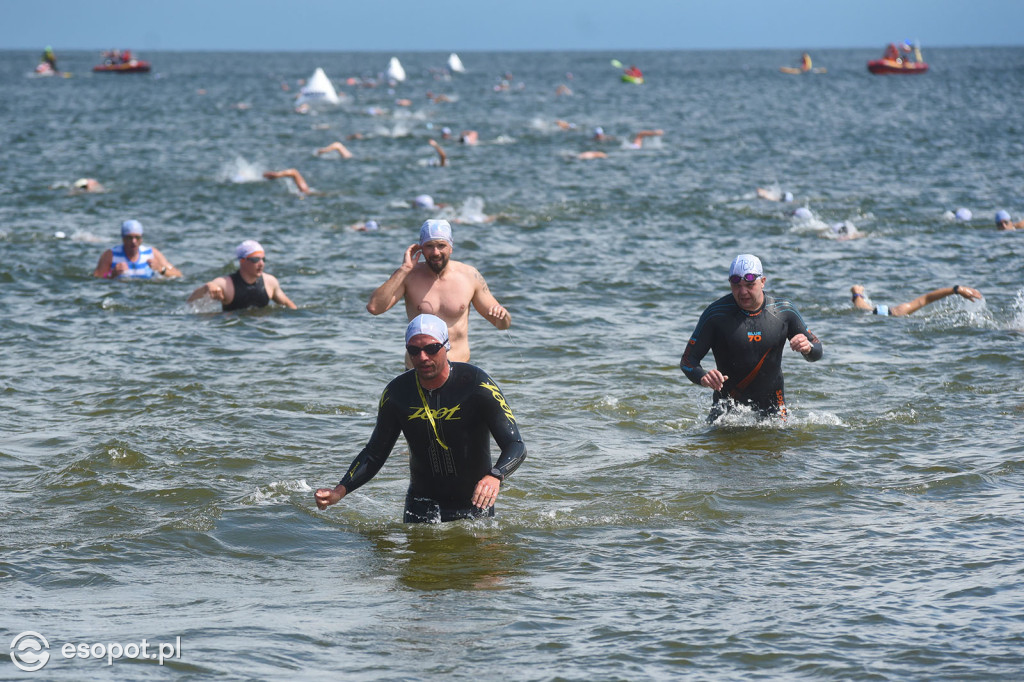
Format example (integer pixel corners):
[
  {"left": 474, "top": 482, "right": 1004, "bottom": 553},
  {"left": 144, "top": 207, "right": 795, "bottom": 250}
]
[
  {"left": 680, "top": 254, "right": 823, "bottom": 422},
  {"left": 187, "top": 239, "right": 296, "bottom": 311},
  {"left": 315, "top": 314, "right": 526, "bottom": 523}
]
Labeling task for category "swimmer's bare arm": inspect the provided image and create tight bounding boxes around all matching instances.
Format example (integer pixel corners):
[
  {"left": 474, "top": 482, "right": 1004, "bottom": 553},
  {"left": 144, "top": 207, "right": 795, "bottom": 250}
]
[
  {"left": 428, "top": 139, "right": 447, "bottom": 167},
  {"left": 263, "top": 169, "right": 310, "bottom": 194},
  {"left": 366, "top": 244, "right": 420, "bottom": 315},
  {"left": 890, "top": 285, "right": 982, "bottom": 317},
  {"left": 700, "top": 370, "right": 729, "bottom": 391},
  {"left": 92, "top": 249, "right": 114, "bottom": 278},
  {"left": 264, "top": 273, "right": 297, "bottom": 309},
  {"left": 469, "top": 267, "right": 511, "bottom": 329},
  {"left": 187, "top": 276, "right": 232, "bottom": 304},
  {"left": 148, "top": 247, "right": 182, "bottom": 278}
]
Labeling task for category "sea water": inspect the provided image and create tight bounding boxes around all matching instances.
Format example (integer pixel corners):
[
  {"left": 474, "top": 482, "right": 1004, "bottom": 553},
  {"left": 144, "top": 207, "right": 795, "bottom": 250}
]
[{"left": 2, "top": 48, "right": 1023, "bottom": 680}]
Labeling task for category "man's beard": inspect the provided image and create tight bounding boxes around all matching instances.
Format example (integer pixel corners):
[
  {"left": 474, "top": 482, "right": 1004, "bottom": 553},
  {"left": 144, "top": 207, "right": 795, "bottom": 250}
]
[{"left": 427, "top": 254, "right": 449, "bottom": 274}]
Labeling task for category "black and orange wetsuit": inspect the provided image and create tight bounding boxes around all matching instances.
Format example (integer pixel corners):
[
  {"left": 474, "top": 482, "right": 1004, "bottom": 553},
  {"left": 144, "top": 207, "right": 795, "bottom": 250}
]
[
  {"left": 680, "top": 293, "right": 822, "bottom": 421},
  {"left": 339, "top": 363, "right": 526, "bottom": 523}
]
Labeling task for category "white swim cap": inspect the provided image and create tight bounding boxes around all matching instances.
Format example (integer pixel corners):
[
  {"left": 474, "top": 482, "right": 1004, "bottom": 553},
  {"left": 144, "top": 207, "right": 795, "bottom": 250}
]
[
  {"left": 364, "top": 219, "right": 379, "bottom": 231},
  {"left": 783, "top": 192, "right": 794, "bottom": 203},
  {"left": 955, "top": 208, "right": 972, "bottom": 221},
  {"left": 995, "top": 210, "right": 1011, "bottom": 224},
  {"left": 405, "top": 314, "right": 450, "bottom": 349},
  {"left": 729, "top": 254, "right": 763, "bottom": 278},
  {"left": 121, "top": 219, "right": 143, "bottom": 236},
  {"left": 793, "top": 207, "right": 813, "bottom": 220},
  {"left": 413, "top": 194, "right": 435, "bottom": 209},
  {"left": 236, "top": 239, "right": 264, "bottom": 259},
  {"left": 419, "top": 219, "right": 453, "bottom": 246}
]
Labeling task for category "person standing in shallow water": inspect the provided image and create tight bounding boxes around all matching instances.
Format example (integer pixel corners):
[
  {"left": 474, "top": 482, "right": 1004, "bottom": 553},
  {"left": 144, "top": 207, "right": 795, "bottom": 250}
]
[
  {"left": 93, "top": 219, "right": 181, "bottom": 280},
  {"left": 680, "top": 254, "right": 823, "bottom": 422},
  {"left": 187, "top": 239, "right": 296, "bottom": 311},
  {"left": 314, "top": 314, "right": 526, "bottom": 523},
  {"left": 366, "top": 219, "right": 510, "bottom": 366}
]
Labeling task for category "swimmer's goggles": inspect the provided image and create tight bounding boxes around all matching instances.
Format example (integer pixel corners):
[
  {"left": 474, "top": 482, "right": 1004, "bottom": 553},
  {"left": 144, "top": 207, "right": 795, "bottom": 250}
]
[
  {"left": 729, "top": 273, "right": 761, "bottom": 285},
  {"left": 407, "top": 342, "right": 445, "bottom": 356}
]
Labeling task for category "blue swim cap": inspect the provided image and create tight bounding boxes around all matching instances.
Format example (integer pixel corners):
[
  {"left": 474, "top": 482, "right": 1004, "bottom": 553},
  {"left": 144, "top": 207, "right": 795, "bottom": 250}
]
[
  {"left": 364, "top": 219, "right": 379, "bottom": 231},
  {"left": 121, "top": 219, "right": 143, "bottom": 236},
  {"left": 405, "top": 314, "right": 450, "bottom": 349},
  {"left": 995, "top": 210, "right": 1011, "bottom": 224}
]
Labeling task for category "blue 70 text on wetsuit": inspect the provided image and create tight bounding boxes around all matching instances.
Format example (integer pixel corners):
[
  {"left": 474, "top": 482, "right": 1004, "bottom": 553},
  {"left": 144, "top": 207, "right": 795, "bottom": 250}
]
[
  {"left": 339, "top": 363, "right": 526, "bottom": 522},
  {"left": 680, "top": 293, "right": 822, "bottom": 419}
]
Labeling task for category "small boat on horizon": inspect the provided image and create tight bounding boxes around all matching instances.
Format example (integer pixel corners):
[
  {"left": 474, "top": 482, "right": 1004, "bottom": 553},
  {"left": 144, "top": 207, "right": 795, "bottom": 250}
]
[
  {"left": 868, "top": 42, "right": 928, "bottom": 75},
  {"left": 93, "top": 49, "right": 151, "bottom": 73}
]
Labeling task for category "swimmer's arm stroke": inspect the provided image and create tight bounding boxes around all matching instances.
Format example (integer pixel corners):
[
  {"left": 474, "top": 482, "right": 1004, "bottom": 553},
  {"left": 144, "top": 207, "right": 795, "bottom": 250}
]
[
  {"left": 469, "top": 268, "right": 511, "bottom": 329},
  {"left": 366, "top": 244, "right": 421, "bottom": 315}
]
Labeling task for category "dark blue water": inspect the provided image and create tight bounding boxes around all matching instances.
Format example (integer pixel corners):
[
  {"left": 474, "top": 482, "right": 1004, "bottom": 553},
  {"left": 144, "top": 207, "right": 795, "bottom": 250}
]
[{"left": 2, "top": 47, "right": 1023, "bottom": 680}]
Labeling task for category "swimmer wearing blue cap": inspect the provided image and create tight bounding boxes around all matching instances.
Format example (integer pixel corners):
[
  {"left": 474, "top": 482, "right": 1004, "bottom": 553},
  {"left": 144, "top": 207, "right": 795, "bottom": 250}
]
[
  {"left": 92, "top": 219, "right": 181, "bottom": 280},
  {"left": 314, "top": 314, "right": 527, "bottom": 523},
  {"left": 850, "top": 283, "right": 982, "bottom": 317},
  {"left": 366, "top": 219, "right": 511, "bottom": 366}
]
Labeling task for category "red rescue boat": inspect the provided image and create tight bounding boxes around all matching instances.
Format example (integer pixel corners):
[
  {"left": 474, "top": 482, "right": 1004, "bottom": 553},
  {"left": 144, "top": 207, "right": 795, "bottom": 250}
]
[
  {"left": 93, "top": 50, "right": 151, "bottom": 73},
  {"left": 868, "top": 43, "right": 928, "bottom": 75}
]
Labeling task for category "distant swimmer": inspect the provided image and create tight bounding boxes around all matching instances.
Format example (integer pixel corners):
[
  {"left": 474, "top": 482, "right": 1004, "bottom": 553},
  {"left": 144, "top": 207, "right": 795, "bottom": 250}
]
[
  {"left": 427, "top": 139, "right": 447, "bottom": 167},
  {"left": 93, "top": 220, "right": 181, "bottom": 280},
  {"left": 458, "top": 130, "right": 478, "bottom": 145},
  {"left": 72, "top": 178, "right": 105, "bottom": 194},
  {"left": 577, "top": 151, "right": 608, "bottom": 160},
  {"left": 592, "top": 126, "right": 615, "bottom": 142},
  {"left": 263, "top": 168, "right": 311, "bottom": 194},
  {"left": 850, "top": 284, "right": 982, "bottom": 317},
  {"left": 826, "top": 221, "right": 863, "bottom": 241},
  {"left": 187, "top": 239, "right": 296, "bottom": 311},
  {"left": 995, "top": 210, "right": 1023, "bottom": 231},
  {"left": 315, "top": 141, "right": 353, "bottom": 159},
  {"left": 628, "top": 129, "right": 663, "bottom": 149},
  {"left": 411, "top": 194, "right": 447, "bottom": 210},
  {"left": 351, "top": 219, "right": 381, "bottom": 232},
  {"left": 757, "top": 187, "right": 794, "bottom": 203},
  {"left": 313, "top": 314, "right": 527, "bottom": 523},
  {"left": 680, "top": 254, "right": 823, "bottom": 422},
  {"left": 366, "top": 219, "right": 511, "bottom": 365},
  {"left": 555, "top": 84, "right": 572, "bottom": 96},
  {"left": 555, "top": 119, "right": 576, "bottom": 131}
]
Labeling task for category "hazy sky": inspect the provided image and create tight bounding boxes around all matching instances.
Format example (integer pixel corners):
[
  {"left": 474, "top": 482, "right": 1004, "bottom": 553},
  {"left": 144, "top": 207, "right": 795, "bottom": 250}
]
[{"left": 3, "top": 0, "right": 1022, "bottom": 52}]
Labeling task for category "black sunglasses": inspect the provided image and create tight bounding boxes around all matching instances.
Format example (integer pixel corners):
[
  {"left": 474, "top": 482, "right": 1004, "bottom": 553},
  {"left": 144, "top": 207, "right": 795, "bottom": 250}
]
[{"left": 406, "top": 342, "right": 445, "bottom": 356}]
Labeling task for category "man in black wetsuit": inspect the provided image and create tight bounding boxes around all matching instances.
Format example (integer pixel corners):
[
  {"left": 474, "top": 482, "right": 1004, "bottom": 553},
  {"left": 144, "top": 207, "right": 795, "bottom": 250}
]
[
  {"left": 680, "top": 254, "right": 823, "bottom": 422},
  {"left": 315, "top": 314, "right": 526, "bottom": 523},
  {"left": 187, "top": 239, "right": 296, "bottom": 311}
]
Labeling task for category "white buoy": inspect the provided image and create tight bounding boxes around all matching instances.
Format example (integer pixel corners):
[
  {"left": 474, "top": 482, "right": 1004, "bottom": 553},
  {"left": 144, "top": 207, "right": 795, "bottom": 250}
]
[
  {"left": 296, "top": 67, "right": 340, "bottom": 108},
  {"left": 447, "top": 53, "right": 466, "bottom": 73},
  {"left": 387, "top": 57, "right": 406, "bottom": 83}
]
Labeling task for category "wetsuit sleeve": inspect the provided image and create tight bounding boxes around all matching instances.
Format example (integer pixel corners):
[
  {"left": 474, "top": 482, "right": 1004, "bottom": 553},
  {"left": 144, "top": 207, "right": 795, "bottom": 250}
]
[
  {"left": 477, "top": 375, "right": 527, "bottom": 480},
  {"left": 338, "top": 387, "right": 403, "bottom": 493},
  {"left": 786, "top": 307, "right": 823, "bottom": 362},
  {"left": 680, "top": 308, "right": 715, "bottom": 385}
]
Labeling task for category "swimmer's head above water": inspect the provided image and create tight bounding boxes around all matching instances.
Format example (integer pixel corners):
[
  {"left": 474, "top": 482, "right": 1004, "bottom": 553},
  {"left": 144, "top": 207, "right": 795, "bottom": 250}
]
[{"left": 420, "top": 219, "right": 453, "bottom": 247}]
